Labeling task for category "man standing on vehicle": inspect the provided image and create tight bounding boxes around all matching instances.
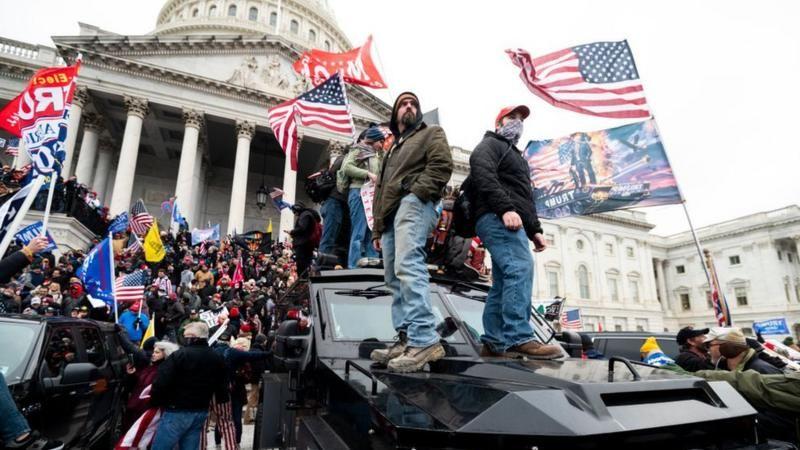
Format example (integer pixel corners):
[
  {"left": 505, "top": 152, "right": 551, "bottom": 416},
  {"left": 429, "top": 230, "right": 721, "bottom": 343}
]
[
  {"left": 467, "top": 105, "right": 562, "bottom": 359},
  {"left": 675, "top": 326, "right": 715, "bottom": 372},
  {"left": 150, "top": 322, "right": 229, "bottom": 450},
  {"left": 369, "top": 92, "right": 453, "bottom": 373}
]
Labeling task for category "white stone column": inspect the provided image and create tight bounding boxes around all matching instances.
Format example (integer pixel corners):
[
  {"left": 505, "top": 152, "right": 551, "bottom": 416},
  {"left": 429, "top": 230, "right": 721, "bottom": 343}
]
[
  {"left": 109, "top": 96, "right": 148, "bottom": 215},
  {"left": 190, "top": 149, "right": 204, "bottom": 228},
  {"left": 228, "top": 120, "right": 255, "bottom": 235},
  {"left": 62, "top": 86, "right": 89, "bottom": 178},
  {"left": 279, "top": 133, "right": 300, "bottom": 241},
  {"left": 174, "top": 109, "right": 203, "bottom": 223},
  {"left": 92, "top": 139, "right": 113, "bottom": 205},
  {"left": 73, "top": 112, "right": 103, "bottom": 187}
]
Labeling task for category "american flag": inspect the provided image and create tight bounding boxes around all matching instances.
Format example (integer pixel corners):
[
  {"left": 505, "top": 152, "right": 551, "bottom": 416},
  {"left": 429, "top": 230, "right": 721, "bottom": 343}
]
[
  {"left": 560, "top": 308, "right": 583, "bottom": 330},
  {"left": 115, "top": 269, "right": 147, "bottom": 304},
  {"left": 267, "top": 72, "right": 354, "bottom": 171},
  {"left": 705, "top": 250, "right": 732, "bottom": 327},
  {"left": 130, "top": 199, "right": 153, "bottom": 235},
  {"left": 4, "top": 138, "right": 19, "bottom": 156},
  {"left": 125, "top": 233, "right": 142, "bottom": 254},
  {"left": 507, "top": 41, "right": 650, "bottom": 119}
]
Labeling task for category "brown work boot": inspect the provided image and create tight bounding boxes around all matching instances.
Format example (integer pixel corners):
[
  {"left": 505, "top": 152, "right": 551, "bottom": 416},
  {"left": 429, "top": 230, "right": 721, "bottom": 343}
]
[
  {"left": 387, "top": 343, "right": 445, "bottom": 373},
  {"left": 480, "top": 344, "right": 512, "bottom": 357},
  {"left": 370, "top": 331, "right": 408, "bottom": 365},
  {"left": 508, "top": 341, "right": 563, "bottom": 359}
]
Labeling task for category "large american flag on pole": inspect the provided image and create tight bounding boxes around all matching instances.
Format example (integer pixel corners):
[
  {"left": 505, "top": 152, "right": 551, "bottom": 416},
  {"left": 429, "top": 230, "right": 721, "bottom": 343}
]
[
  {"left": 506, "top": 41, "right": 650, "bottom": 119},
  {"left": 267, "top": 72, "right": 354, "bottom": 171},
  {"left": 130, "top": 199, "right": 153, "bottom": 235}
]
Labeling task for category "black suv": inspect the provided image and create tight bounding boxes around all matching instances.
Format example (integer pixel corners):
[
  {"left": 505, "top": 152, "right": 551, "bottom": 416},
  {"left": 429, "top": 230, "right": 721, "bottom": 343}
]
[
  {"left": 582, "top": 331, "right": 680, "bottom": 361},
  {"left": 254, "top": 269, "right": 774, "bottom": 450},
  {"left": 0, "top": 314, "right": 128, "bottom": 449}
]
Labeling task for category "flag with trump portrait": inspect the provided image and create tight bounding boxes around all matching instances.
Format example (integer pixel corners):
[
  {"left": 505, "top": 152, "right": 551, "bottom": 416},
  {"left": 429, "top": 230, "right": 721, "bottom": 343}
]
[{"left": 525, "top": 119, "right": 682, "bottom": 219}]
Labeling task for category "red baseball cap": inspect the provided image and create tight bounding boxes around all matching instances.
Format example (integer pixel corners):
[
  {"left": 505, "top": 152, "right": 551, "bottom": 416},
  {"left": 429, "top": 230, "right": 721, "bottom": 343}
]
[{"left": 495, "top": 105, "right": 530, "bottom": 127}]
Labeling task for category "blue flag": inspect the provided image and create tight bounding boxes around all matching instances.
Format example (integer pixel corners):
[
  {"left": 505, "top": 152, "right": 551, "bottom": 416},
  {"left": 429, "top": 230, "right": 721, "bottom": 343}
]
[
  {"left": 191, "top": 224, "right": 220, "bottom": 246},
  {"left": 108, "top": 212, "right": 129, "bottom": 234},
  {"left": 14, "top": 221, "right": 57, "bottom": 252},
  {"left": 0, "top": 178, "right": 39, "bottom": 245},
  {"left": 753, "top": 318, "right": 790, "bottom": 336},
  {"left": 76, "top": 237, "right": 115, "bottom": 309}
]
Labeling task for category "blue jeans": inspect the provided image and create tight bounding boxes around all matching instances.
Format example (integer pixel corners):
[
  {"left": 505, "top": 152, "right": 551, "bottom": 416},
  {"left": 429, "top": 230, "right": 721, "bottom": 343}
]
[
  {"left": 348, "top": 188, "right": 378, "bottom": 268},
  {"left": 319, "top": 197, "right": 344, "bottom": 255},
  {"left": 151, "top": 410, "right": 208, "bottom": 450},
  {"left": 476, "top": 213, "right": 536, "bottom": 353},
  {"left": 381, "top": 193, "right": 440, "bottom": 347},
  {"left": 0, "top": 372, "right": 29, "bottom": 443}
]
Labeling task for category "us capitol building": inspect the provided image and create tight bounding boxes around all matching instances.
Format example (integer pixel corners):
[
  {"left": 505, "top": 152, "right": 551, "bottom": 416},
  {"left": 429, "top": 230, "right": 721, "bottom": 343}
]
[{"left": 0, "top": 0, "right": 798, "bottom": 336}]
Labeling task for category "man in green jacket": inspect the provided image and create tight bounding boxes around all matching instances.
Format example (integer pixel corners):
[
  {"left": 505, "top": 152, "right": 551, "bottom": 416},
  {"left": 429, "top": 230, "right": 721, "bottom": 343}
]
[
  {"left": 339, "top": 126, "right": 384, "bottom": 268},
  {"left": 370, "top": 92, "right": 453, "bottom": 373}
]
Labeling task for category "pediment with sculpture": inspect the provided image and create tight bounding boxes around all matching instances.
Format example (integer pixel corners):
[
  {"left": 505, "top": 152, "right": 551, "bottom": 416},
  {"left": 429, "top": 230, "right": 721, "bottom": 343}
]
[{"left": 226, "top": 55, "right": 311, "bottom": 97}]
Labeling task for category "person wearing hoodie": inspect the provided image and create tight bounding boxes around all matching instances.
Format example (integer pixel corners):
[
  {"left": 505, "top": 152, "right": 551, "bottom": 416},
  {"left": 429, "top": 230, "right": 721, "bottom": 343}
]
[
  {"left": 340, "top": 126, "right": 385, "bottom": 268},
  {"left": 369, "top": 92, "right": 453, "bottom": 373},
  {"left": 466, "top": 106, "right": 562, "bottom": 359},
  {"left": 289, "top": 202, "right": 321, "bottom": 276}
]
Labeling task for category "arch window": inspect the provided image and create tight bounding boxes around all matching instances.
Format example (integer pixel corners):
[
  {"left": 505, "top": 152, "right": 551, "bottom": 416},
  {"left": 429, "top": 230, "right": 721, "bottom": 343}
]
[
  {"left": 248, "top": 7, "right": 258, "bottom": 20},
  {"left": 578, "top": 265, "right": 590, "bottom": 299},
  {"left": 324, "top": 40, "right": 331, "bottom": 51},
  {"left": 576, "top": 239, "right": 585, "bottom": 251},
  {"left": 269, "top": 11, "right": 277, "bottom": 26},
  {"left": 290, "top": 19, "right": 299, "bottom": 34},
  {"left": 209, "top": 5, "right": 217, "bottom": 16},
  {"left": 228, "top": 4, "right": 237, "bottom": 16},
  {"left": 192, "top": 8, "right": 199, "bottom": 17},
  {"left": 308, "top": 29, "right": 316, "bottom": 42}
]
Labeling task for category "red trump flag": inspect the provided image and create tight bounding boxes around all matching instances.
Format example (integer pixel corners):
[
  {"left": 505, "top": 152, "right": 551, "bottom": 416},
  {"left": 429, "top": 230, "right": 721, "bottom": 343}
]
[{"left": 293, "top": 35, "right": 387, "bottom": 89}]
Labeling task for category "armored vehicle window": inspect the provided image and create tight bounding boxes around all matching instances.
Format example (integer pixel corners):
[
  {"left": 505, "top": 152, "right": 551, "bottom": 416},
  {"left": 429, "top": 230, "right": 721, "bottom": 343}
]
[{"left": 324, "top": 289, "right": 464, "bottom": 343}]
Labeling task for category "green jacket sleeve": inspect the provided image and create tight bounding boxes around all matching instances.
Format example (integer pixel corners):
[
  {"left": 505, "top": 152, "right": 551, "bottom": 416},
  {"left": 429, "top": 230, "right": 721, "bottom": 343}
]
[
  {"left": 410, "top": 127, "right": 453, "bottom": 202},
  {"left": 694, "top": 369, "right": 800, "bottom": 412},
  {"left": 342, "top": 152, "right": 370, "bottom": 181}
]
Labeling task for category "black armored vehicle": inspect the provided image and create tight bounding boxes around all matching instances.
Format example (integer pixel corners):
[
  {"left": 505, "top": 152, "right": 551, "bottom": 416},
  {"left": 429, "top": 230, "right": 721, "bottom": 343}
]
[{"left": 255, "top": 268, "right": 775, "bottom": 449}]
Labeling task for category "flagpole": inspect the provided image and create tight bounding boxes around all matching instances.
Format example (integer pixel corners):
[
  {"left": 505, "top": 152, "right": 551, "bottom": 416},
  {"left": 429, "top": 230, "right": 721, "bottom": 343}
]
[
  {"left": 649, "top": 119, "right": 714, "bottom": 295},
  {"left": 40, "top": 175, "right": 57, "bottom": 235},
  {"left": 109, "top": 231, "right": 119, "bottom": 323},
  {"left": 0, "top": 176, "right": 46, "bottom": 258}
]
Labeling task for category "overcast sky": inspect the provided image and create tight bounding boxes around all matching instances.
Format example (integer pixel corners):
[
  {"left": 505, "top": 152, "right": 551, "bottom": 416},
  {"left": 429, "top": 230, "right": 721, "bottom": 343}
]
[{"left": 4, "top": 0, "right": 799, "bottom": 235}]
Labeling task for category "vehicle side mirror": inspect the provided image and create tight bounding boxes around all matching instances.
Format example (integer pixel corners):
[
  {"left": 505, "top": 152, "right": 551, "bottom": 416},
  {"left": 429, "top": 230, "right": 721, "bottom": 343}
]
[{"left": 61, "top": 362, "right": 98, "bottom": 385}]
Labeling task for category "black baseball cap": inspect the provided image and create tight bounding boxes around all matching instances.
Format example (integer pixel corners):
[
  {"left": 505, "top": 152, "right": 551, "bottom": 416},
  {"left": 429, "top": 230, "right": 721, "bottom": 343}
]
[{"left": 676, "top": 326, "right": 709, "bottom": 345}]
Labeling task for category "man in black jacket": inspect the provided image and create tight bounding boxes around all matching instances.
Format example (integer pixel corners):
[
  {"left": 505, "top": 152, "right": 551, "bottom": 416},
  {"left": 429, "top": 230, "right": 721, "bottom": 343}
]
[
  {"left": 150, "top": 322, "right": 228, "bottom": 450},
  {"left": 289, "top": 203, "right": 320, "bottom": 276},
  {"left": 317, "top": 143, "right": 348, "bottom": 259},
  {"left": 467, "top": 105, "right": 562, "bottom": 359},
  {"left": 674, "top": 326, "right": 714, "bottom": 372}
]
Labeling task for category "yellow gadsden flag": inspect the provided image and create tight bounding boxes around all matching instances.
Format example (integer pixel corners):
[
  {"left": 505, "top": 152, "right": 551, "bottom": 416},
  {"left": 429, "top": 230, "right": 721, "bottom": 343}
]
[
  {"left": 144, "top": 219, "right": 166, "bottom": 262},
  {"left": 140, "top": 313, "right": 155, "bottom": 349},
  {"left": 267, "top": 218, "right": 273, "bottom": 235}
]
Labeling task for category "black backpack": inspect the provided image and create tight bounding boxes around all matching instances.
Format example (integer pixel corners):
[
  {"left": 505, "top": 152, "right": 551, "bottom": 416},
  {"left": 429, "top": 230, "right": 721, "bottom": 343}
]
[
  {"left": 304, "top": 170, "right": 337, "bottom": 203},
  {"left": 452, "top": 143, "right": 514, "bottom": 238}
]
